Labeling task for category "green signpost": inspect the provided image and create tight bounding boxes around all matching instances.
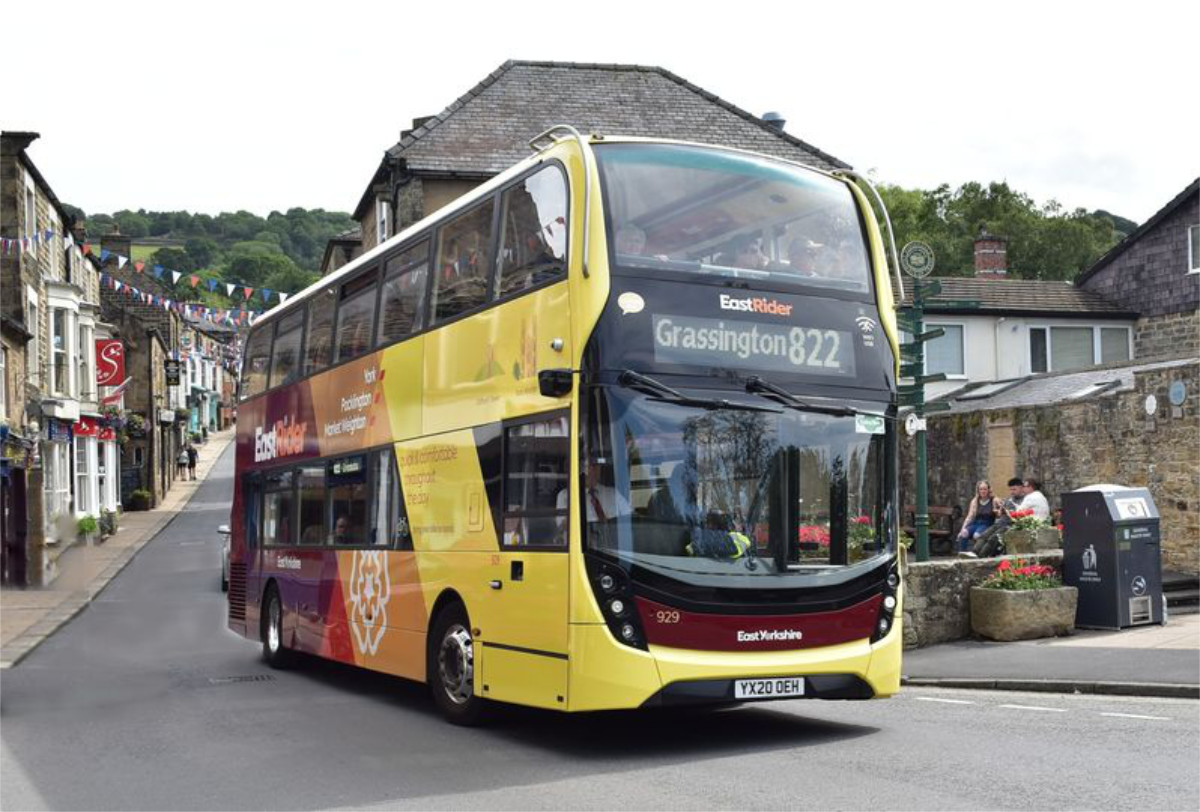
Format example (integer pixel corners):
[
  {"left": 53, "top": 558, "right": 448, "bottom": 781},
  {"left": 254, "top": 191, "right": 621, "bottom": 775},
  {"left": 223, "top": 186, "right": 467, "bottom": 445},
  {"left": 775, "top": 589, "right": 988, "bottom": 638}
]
[{"left": 897, "top": 243, "right": 980, "bottom": 560}]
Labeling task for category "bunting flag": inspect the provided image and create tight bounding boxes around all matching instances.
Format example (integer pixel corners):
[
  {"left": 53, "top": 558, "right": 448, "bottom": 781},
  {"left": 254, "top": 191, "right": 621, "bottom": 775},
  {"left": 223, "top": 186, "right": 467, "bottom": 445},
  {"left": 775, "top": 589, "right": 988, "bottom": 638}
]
[
  {"left": 208, "top": 279, "right": 218, "bottom": 292},
  {"left": 153, "top": 267, "right": 164, "bottom": 279},
  {"left": 172, "top": 271, "right": 182, "bottom": 284},
  {"left": 83, "top": 243, "right": 93, "bottom": 255},
  {"left": 118, "top": 255, "right": 128, "bottom": 269},
  {"left": 262, "top": 288, "right": 272, "bottom": 302},
  {"left": 242, "top": 287, "right": 254, "bottom": 300},
  {"left": 225, "top": 283, "right": 235, "bottom": 296},
  {"left": 135, "top": 261, "right": 145, "bottom": 273},
  {"left": 278, "top": 291, "right": 289, "bottom": 304},
  {"left": 190, "top": 275, "right": 201, "bottom": 288},
  {"left": 100, "top": 249, "right": 111, "bottom": 261}
]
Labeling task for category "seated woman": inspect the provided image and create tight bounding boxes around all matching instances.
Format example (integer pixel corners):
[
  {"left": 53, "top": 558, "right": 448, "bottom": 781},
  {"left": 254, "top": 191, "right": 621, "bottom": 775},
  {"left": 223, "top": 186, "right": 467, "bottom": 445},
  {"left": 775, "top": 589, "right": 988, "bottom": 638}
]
[{"left": 956, "top": 480, "right": 1000, "bottom": 552}]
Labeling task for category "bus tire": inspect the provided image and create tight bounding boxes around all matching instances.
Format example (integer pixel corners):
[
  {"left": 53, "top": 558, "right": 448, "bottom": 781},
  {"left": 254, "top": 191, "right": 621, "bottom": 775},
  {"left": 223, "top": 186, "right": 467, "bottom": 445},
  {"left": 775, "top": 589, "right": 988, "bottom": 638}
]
[
  {"left": 261, "top": 585, "right": 295, "bottom": 669},
  {"left": 428, "top": 603, "right": 489, "bottom": 726}
]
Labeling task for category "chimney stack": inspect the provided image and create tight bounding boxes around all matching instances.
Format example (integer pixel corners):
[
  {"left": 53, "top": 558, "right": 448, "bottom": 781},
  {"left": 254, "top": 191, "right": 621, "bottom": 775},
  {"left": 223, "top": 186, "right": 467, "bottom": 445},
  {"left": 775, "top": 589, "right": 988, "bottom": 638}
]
[{"left": 974, "top": 229, "right": 1008, "bottom": 279}]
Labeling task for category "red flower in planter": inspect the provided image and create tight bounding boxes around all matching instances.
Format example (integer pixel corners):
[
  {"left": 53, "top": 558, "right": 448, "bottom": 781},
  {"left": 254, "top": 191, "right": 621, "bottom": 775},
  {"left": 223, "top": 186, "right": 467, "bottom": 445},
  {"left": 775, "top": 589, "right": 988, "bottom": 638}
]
[{"left": 998, "top": 559, "right": 1013, "bottom": 571}]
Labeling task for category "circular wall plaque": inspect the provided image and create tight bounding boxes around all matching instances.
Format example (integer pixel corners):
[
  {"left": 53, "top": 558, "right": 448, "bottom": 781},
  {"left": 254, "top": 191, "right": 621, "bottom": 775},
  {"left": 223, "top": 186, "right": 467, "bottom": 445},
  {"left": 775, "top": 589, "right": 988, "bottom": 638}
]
[
  {"left": 1144, "top": 394, "right": 1158, "bottom": 415},
  {"left": 1169, "top": 380, "right": 1187, "bottom": 406},
  {"left": 900, "top": 241, "right": 935, "bottom": 278}
]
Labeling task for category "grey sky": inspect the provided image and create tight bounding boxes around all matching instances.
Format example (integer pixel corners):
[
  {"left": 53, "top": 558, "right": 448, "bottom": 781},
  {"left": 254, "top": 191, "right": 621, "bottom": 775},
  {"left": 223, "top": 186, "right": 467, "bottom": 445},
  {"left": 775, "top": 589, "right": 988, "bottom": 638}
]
[{"left": 3, "top": 0, "right": 1195, "bottom": 224}]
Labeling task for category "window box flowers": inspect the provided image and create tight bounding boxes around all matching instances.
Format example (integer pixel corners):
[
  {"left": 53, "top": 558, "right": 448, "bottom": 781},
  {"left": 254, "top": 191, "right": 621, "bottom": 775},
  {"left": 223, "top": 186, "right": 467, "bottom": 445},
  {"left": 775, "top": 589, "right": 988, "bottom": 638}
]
[{"left": 970, "top": 559, "right": 1077, "bottom": 641}]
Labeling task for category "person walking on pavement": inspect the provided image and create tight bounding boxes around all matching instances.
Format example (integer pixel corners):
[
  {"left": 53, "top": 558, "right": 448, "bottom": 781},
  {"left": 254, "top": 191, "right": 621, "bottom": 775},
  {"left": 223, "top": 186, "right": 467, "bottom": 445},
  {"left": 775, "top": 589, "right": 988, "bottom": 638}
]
[
  {"left": 176, "top": 447, "right": 189, "bottom": 479},
  {"left": 186, "top": 444, "right": 198, "bottom": 481}
]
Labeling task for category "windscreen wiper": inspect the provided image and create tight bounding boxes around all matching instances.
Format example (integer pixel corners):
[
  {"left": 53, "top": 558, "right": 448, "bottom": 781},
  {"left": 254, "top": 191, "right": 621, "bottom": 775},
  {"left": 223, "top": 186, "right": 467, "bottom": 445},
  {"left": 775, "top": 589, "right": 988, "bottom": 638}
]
[
  {"left": 744, "top": 375, "right": 858, "bottom": 417},
  {"left": 618, "top": 370, "right": 780, "bottom": 413}
]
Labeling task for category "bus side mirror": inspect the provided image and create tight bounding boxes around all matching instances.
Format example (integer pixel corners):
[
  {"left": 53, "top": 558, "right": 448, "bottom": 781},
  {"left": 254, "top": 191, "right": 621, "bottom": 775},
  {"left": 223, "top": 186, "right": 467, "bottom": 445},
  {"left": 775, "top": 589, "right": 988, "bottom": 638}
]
[{"left": 538, "top": 369, "right": 574, "bottom": 398}]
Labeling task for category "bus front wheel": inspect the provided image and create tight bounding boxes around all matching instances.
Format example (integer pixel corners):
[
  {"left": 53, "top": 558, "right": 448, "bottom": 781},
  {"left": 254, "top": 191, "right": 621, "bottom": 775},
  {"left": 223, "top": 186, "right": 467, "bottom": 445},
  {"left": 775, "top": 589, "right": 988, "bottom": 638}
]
[
  {"left": 262, "top": 586, "right": 295, "bottom": 669},
  {"left": 428, "top": 603, "right": 489, "bottom": 725}
]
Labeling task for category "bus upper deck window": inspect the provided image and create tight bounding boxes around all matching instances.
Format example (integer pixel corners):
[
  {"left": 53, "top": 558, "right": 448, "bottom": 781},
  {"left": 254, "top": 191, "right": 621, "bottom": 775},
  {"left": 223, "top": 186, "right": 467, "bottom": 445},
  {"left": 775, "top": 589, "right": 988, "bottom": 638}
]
[
  {"left": 305, "top": 286, "right": 337, "bottom": 375},
  {"left": 378, "top": 241, "right": 430, "bottom": 345},
  {"left": 496, "top": 166, "right": 567, "bottom": 298},
  {"left": 335, "top": 269, "right": 379, "bottom": 364},
  {"left": 240, "top": 327, "right": 272, "bottom": 399},
  {"left": 269, "top": 307, "right": 306, "bottom": 389},
  {"left": 432, "top": 199, "right": 495, "bottom": 323}
]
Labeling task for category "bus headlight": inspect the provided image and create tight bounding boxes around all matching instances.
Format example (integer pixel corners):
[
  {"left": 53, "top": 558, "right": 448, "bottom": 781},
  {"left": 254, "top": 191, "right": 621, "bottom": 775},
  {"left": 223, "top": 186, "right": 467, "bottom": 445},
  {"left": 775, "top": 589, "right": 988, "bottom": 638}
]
[
  {"left": 586, "top": 555, "right": 648, "bottom": 651},
  {"left": 872, "top": 558, "right": 901, "bottom": 644}
]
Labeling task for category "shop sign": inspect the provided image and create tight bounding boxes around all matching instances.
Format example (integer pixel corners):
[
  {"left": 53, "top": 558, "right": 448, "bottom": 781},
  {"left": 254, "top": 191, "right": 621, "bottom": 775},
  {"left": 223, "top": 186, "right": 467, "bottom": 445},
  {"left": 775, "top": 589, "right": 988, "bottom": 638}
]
[
  {"left": 98, "top": 427, "right": 117, "bottom": 441},
  {"left": 96, "top": 340, "right": 125, "bottom": 386},
  {"left": 47, "top": 419, "right": 73, "bottom": 443},
  {"left": 74, "top": 417, "right": 99, "bottom": 437},
  {"left": 165, "top": 359, "right": 182, "bottom": 386},
  {"left": 158, "top": 408, "right": 176, "bottom": 425}
]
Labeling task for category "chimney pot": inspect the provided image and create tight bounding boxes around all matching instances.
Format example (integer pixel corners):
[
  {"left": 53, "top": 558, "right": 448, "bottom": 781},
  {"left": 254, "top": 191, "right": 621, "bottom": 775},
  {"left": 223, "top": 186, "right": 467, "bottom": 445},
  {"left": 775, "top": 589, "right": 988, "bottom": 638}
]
[{"left": 762, "top": 111, "right": 787, "bottom": 131}]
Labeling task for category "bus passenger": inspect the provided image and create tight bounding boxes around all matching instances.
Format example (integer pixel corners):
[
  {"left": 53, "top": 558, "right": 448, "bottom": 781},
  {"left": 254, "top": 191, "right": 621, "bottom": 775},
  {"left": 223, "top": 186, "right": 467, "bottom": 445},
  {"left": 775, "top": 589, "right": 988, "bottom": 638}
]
[
  {"left": 557, "top": 457, "right": 630, "bottom": 522},
  {"left": 333, "top": 515, "right": 354, "bottom": 545},
  {"left": 787, "top": 239, "right": 820, "bottom": 277},
  {"left": 615, "top": 224, "right": 647, "bottom": 256}
]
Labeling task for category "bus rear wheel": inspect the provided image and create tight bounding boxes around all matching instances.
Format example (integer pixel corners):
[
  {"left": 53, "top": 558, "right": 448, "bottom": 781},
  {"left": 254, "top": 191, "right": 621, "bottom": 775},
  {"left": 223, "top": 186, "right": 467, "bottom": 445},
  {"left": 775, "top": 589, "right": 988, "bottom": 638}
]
[
  {"left": 428, "top": 603, "right": 489, "bottom": 725},
  {"left": 261, "top": 586, "right": 295, "bottom": 669}
]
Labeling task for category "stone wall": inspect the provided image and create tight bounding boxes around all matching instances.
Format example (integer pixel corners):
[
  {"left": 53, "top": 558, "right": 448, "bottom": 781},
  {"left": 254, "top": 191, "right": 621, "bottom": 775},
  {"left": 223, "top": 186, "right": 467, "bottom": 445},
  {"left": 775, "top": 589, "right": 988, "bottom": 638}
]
[
  {"left": 902, "top": 552, "right": 1063, "bottom": 648},
  {"left": 1135, "top": 311, "right": 1200, "bottom": 360},
  {"left": 901, "top": 360, "right": 1200, "bottom": 575}
]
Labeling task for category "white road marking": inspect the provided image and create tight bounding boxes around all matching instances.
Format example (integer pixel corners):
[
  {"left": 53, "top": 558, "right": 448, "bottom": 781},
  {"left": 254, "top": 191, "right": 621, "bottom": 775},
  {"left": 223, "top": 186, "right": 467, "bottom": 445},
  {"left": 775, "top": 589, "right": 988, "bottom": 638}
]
[
  {"left": 1100, "top": 712, "right": 1171, "bottom": 721},
  {"left": 916, "top": 697, "right": 975, "bottom": 705},
  {"left": 998, "top": 704, "right": 1068, "bottom": 712}
]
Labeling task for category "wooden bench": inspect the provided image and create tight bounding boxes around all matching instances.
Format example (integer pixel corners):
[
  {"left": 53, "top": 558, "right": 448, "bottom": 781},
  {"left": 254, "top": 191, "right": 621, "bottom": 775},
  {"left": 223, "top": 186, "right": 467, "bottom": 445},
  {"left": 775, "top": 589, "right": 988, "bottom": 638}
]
[{"left": 902, "top": 504, "right": 964, "bottom": 556}]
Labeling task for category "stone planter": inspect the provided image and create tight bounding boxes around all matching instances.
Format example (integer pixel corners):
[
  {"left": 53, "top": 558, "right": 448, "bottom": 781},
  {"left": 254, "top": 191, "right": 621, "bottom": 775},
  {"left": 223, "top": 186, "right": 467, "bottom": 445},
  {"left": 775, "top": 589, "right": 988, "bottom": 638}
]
[
  {"left": 1036, "top": 527, "right": 1062, "bottom": 549},
  {"left": 1001, "top": 529, "right": 1036, "bottom": 553},
  {"left": 969, "top": 585, "right": 1078, "bottom": 641}
]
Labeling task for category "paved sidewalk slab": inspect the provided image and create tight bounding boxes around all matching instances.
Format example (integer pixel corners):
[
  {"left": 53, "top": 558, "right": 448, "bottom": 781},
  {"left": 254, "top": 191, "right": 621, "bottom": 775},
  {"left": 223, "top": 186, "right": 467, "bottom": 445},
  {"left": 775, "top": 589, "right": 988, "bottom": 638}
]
[{"left": 0, "top": 431, "right": 235, "bottom": 668}]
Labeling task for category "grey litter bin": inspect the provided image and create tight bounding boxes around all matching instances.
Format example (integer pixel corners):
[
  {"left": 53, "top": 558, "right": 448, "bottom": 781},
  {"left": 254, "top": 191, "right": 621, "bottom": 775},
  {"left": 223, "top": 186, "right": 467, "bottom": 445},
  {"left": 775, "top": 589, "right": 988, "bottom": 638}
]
[{"left": 1061, "top": 485, "right": 1164, "bottom": 630}]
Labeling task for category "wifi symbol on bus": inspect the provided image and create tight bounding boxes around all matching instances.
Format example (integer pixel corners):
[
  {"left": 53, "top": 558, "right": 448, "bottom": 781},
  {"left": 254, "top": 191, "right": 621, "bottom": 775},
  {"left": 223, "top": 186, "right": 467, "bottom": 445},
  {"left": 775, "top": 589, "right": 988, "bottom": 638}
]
[{"left": 855, "top": 316, "right": 877, "bottom": 334}]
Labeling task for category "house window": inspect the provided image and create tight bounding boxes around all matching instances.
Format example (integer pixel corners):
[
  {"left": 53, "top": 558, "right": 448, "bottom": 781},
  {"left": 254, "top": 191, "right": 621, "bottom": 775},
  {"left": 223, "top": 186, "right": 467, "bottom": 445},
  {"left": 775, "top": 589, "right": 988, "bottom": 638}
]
[
  {"left": 1189, "top": 225, "right": 1199, "bottom": 273},
  {"left": 75, "top": 436, "right": 93, "bottom": 516},
  {"left": 79, "top": 323, "right": 95, "bottom": 401},
  {"left": 25, "top": 187, "right": 36, "bottom": 253},
  {"left": 1029, "top": 325, "right": 1132, "bottom": 373},
  {"left": 51, "top": 309, "right": 70, "bottom": 396},
  {"left": 924, "top": 323, "right": 965, "bottom": 377},
  {"left": 26, "top": 290, "right": 39, "bottom": 387},
  {"left": 377, "top": 199, "right": 391, "bottom": 245}
]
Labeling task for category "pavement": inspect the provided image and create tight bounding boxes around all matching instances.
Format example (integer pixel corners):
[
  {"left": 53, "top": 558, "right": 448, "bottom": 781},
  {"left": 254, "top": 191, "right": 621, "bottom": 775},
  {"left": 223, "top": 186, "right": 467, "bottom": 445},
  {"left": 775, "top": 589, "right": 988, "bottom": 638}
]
[
  {"left": 0, "top": 428, "right": 235, "bottom": 669},
  {"left": 903, "top": 612, "right": 1200, "bottom": 699}
]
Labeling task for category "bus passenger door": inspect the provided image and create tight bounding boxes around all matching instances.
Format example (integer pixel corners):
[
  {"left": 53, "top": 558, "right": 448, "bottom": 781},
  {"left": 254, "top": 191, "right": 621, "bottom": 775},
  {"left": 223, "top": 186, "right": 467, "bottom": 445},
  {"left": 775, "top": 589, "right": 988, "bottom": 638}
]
[{"left": 477, "top": 411, "right": 573, "bottom": 710}]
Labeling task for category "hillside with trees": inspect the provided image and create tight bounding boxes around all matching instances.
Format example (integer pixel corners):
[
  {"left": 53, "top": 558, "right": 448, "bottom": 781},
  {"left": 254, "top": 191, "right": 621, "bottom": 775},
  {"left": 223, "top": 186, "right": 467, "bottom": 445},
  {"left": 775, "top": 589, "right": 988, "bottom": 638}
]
[
  {"left": 876, "top": 181, "right": 1133, "bottom": 280},
  {"left": 61, "top": 205, "right": 356, "bottom": 311}
]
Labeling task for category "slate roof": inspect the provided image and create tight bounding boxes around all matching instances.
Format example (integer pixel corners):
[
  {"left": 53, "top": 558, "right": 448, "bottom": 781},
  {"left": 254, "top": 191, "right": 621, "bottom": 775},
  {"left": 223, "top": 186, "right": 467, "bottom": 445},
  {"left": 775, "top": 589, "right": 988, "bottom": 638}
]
[
  {"left": 936, "top": 358, "right": 1195, "bottom": 414},
  {"left": 1076, "top": 178, "right": 1200, "bottom": 285},
  {"left": 385, "top": 60, "right": 849, "bottom": 177},
  {"left": 894, "top": 277, "right": 1139, "bottom": 318}
]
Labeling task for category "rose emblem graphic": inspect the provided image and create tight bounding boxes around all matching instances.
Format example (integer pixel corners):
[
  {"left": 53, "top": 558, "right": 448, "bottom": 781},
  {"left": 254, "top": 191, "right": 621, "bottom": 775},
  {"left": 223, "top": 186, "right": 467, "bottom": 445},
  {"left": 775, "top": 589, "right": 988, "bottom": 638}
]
[{"left": 348, "top": 550, "right": 391, "bottom": 656}]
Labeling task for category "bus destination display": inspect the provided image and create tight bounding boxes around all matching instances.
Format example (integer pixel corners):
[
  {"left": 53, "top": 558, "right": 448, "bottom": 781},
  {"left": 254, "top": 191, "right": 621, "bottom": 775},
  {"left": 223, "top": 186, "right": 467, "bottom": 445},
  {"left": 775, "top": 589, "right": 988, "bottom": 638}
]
[{"left": 651, "top": 313, "right": 855, "bottom": 376}]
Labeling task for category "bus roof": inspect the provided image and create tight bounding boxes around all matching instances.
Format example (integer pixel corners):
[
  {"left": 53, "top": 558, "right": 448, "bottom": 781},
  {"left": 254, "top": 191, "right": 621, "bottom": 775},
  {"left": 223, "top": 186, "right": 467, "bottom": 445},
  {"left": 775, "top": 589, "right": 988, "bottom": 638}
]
[{"left": 250, "top": 134, "right": 844, "bottom": 333}]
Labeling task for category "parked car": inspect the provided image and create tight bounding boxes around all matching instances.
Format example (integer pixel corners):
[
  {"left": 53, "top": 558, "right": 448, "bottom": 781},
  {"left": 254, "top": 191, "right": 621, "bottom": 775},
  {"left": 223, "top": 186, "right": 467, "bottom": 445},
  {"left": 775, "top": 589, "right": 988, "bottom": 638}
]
[{"left": 218, "top": 524, "right": 231, "bottom": 592}]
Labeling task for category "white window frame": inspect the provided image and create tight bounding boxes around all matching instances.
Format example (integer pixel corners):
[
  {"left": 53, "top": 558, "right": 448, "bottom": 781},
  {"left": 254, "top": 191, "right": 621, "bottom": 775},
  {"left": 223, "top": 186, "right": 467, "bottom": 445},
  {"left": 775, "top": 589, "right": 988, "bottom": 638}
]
[
  {"left": 1027, "top": 324, "right": 1134, "bottom": 373},
  {"left": 377, "top": 198, "right": 391, "bottom": 245},
  {"left": 74, "top": 435, "right": 97, "bottom": 517},
  {"left": 79, "top": 321, "right": 96, "bottom": 401},
  {"left": 26, "top": 287, "right": 40, "bottom": 388},
  {"left": 0, "top": 345, "right": 7, "bottom": 420},
  {"left": 43, "top": 441, "right": 72, "bottom": 536},
  {"left": 1188, "top": 224, "right": 1199, "bottom": 274},
  {"left": 924, "top": 321, "right": 968, "bottom": 379}
]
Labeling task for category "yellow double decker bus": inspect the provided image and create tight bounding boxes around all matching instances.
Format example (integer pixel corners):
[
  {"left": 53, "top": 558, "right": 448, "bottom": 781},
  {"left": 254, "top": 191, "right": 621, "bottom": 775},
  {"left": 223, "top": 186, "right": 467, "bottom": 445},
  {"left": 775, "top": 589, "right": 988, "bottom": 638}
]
[{"left": 228, "top": 127, "right": 905, "bottom": 723}]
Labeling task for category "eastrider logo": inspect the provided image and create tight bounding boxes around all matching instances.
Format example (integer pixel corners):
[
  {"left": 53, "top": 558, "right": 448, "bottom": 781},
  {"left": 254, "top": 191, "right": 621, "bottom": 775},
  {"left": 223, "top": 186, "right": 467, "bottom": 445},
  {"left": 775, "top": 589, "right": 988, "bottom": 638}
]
[
  {"left": 254, "top": 416, "right": 308, "bottom": 463},
  {"left": 737, "top": 628, "right": 804, "bottom": 643},
  {"left": 718, "top": 294, "right": 794, "bottom": 317}
]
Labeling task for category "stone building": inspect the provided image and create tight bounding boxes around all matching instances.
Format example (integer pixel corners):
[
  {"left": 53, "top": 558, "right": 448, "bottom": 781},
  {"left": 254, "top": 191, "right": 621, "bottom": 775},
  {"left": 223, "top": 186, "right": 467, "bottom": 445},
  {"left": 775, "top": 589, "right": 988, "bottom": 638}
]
[
  {"left": 1, "top": 131, "right": 111, "bottom": 584},
  {"left": 1076, "top": 178, "right": 1199, "bottom": 360},
  {"left": 322, "top": 59, "right": 847, "bottom": 274}
]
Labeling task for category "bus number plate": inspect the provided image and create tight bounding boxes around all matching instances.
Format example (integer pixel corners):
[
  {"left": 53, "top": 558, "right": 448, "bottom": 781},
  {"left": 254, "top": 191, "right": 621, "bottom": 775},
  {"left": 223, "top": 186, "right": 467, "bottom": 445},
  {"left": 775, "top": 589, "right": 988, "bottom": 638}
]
[{"left": 734, "top": 677, "right": 805, "bottom": 699}]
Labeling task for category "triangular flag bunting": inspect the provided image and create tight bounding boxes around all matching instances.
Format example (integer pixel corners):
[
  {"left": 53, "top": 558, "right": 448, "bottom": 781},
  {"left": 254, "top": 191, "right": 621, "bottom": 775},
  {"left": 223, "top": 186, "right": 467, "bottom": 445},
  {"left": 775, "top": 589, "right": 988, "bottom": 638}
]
[
  {"left": 100, "top": 249, "right": 111, "bottom": 261},
  {"left": 118, "top": 255, "right": 128, "bottom": 269},
  {"left": 278, "top": 292, "right": 290, "bottom": 304},
  {"left": 153, "top": 267, "right": 164, "bottom": 279},
  {"left": 243, "top": 287, "right": 254, "bottom": 300},
  {"left": 262, "top": 288, "right": 272, "bottom": 302},
  {"left": 172, "top": 271, "right": 182, "bottom": 284},
  {"left": 226, "top": 283, "right": 236, "bottom": 296},
  {"left": 83, "top": 243, "right": 93, "bottom": 255},
  {"left": 135, "top": 261, "right": 145, "bottom": 273},
  {"left": 208, "top": 279, "right": 218, "bottom": 292},
  {"left": 190, "top": 275, "right": 201, "bottom": 288}
]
